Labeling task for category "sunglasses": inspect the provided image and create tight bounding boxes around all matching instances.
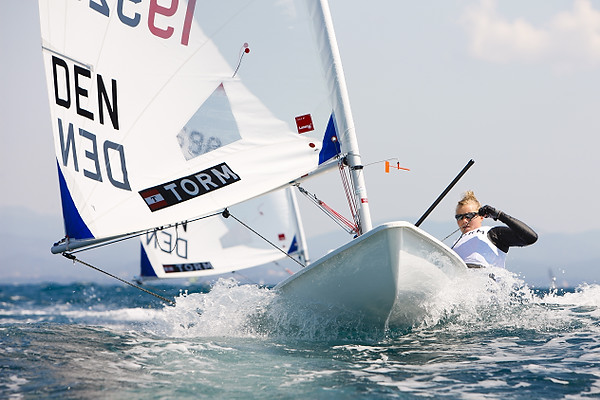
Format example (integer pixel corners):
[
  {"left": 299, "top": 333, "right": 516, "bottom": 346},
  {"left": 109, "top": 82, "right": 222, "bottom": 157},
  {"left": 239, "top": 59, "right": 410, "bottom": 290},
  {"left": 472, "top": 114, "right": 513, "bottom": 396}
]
[{"left": 455, "top": 212, "right": 478, "bottom": 220}]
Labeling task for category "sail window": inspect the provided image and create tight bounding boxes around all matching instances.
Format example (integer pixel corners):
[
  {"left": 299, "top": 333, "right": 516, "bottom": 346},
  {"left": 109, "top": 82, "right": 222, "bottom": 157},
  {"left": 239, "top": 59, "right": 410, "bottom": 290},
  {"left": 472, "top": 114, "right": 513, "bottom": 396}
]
[{"left": 177, "top": 84, "right": 241, "bottom": 160}]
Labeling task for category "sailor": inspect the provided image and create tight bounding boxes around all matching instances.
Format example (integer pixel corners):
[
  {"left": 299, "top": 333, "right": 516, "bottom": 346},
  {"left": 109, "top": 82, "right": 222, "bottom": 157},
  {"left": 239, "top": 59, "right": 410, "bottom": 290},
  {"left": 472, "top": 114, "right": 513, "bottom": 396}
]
[{"left": 451, "top": 191, "right": 538, "bottom": 268}]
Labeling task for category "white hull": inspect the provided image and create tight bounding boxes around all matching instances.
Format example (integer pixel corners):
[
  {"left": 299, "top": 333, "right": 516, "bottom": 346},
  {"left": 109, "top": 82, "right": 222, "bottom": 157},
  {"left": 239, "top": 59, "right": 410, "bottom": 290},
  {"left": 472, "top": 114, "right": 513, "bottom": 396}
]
[{"left": 274, "top": 221, "right": 468, "bottom": 329}]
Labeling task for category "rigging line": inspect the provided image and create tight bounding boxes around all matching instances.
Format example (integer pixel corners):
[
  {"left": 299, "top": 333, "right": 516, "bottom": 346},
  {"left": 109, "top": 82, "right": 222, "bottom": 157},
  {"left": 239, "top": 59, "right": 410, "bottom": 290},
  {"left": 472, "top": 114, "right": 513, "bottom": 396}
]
[
  {"left": 61, "top": 253, "right": 176, "bottom": 306},
  {"left": 300, "top": 185, "right": 357, "bottom": 233},
  {"left": 339, "top": 162, "right": 353, "bottom": 211},
  {"left": 320, "top": 203, "right": 357, "bottom": 232},
  {"left": 343, "top": 159, "right": 361, "bottom": 229},
  {"left": 67, "top": 211, "right": 223, "bottom": 254},
  {"left": 41, "top": 46, "right": 93, "bottom": 70},
  {"left": 450, "top": 232, "right": 465, "bottom": 250},
  {"left": 223, "top": 209, "right": 307, "bottom": 269},
  {"left": 122, "top": 0, "right": 256, "bottom": 140},
  {"left": 296, "top": 185, "right": 356, "bottom": 234},
  {"left": 341, "top": 178, "right": 358, "bottom": 230},
  {"left": 363, "top": 157, "right": 401, "bottom": 167},
  {"left": 339, "top": 160, "right": 360, "bottom": 231},
  {"left": 346, "top": 165, "right": 359, "bottom": 224},
  {"left": 441, "top": 227, "right": 461, "bottom": 243},
  {"left": 449, "top": 214, "right": 478, "bottom": 249},
  {"left": 232, "top": 43, "right": 250, "bottom": 77}
]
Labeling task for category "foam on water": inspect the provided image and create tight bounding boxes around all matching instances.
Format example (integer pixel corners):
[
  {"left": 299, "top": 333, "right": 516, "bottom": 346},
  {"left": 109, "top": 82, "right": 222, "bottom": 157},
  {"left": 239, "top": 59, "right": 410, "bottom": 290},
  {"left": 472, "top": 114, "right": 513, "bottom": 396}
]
[
  {"left": 129, "top": 272, "right": 600, "bottom": 343},
  {"left": 145, "top": 278, "right": 276, "bottom": 338},
  {"left": 3, "top": 272, "right": 599, "bottom": 342},
  {"left": 2, "top": 275, "right": 600, "bottom": 399}
]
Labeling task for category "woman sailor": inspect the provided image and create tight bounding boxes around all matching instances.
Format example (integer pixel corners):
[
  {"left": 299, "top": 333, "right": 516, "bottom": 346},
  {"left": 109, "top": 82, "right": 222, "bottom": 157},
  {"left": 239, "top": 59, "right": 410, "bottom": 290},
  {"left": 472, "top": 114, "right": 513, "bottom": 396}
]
[{"left": 452, "top": 191, "right": 538, "bottom": 268}]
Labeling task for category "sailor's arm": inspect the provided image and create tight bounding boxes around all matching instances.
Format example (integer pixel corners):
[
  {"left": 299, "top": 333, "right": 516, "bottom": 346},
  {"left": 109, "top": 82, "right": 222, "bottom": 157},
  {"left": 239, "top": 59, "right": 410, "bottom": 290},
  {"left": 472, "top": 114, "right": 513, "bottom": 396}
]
[{"left": 479, "top": 205, "right": 538, "bottom": 252}]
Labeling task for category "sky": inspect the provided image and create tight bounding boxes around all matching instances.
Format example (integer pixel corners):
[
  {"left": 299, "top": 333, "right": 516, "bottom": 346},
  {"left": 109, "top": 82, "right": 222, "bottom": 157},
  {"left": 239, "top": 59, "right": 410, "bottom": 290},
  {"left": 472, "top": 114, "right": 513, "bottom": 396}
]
[{"left": 1, "top": 0, "right": 600, "bottom": 286}]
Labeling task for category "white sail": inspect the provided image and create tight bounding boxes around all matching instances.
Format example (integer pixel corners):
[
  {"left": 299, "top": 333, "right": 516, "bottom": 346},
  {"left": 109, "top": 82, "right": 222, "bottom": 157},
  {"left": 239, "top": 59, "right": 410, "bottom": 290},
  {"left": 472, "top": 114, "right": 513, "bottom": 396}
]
[
  {"left": 139, "top": 188, "right": 307, "bottom": 280},
  {"left": 39, "top": 0, "right": 343, "bottom": 250}
]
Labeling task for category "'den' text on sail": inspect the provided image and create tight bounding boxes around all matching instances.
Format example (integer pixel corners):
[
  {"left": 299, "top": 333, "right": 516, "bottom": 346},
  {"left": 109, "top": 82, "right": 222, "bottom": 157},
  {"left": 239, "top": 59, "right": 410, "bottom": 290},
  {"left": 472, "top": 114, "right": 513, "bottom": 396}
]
[
  {"left": 146, "top": 230, "right": 188, "bottom": 259},
  {"left": 52, "top": 55, "right": 130, "bottom": 191}
]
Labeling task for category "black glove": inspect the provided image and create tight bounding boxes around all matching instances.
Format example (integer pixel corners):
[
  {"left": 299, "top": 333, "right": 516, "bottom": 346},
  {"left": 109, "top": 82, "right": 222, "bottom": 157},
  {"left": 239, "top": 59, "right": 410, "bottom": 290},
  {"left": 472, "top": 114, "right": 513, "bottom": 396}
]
[{"left": 478, "top": 205, "right": 501, "bottom": 220}]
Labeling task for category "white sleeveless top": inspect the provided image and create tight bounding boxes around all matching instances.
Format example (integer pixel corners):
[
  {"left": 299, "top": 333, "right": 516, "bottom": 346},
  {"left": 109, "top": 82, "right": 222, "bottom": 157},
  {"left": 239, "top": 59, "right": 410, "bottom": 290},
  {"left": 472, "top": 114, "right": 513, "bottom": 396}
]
[{"left": 452, "top": 226, "right": 507, "bottom": 268}]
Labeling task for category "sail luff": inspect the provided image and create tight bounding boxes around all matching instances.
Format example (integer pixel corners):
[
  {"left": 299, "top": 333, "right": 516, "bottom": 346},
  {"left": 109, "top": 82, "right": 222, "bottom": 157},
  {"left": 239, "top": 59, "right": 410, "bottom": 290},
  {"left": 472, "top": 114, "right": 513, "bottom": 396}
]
[{"left": 311, "top": 0, "right": 373, "bottom": 233}]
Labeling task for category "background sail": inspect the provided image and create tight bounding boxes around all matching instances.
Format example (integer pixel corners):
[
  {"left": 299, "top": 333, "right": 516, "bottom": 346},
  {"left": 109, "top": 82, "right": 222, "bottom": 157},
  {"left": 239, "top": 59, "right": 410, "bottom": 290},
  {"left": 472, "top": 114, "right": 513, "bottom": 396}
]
[
  {"left": 38, "top": 0, "right": 337, "bottom": 245},
  {"left": 139, "top": 188, "right": 307, "bottom": 280}
]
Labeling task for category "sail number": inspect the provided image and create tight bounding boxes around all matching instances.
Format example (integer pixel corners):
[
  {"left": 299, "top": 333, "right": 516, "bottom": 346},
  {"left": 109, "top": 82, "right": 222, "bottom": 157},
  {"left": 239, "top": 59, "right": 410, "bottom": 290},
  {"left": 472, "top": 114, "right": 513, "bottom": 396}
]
[{"left": 89, "top": 0, "right": 197, "bottom": 46}]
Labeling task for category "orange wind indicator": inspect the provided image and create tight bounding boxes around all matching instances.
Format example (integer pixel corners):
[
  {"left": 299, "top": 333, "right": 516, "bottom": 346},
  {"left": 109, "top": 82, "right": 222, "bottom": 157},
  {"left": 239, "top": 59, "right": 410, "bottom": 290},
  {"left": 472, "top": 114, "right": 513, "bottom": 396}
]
[{"left": 384, "top": 161, "right": 410, "bottom": 173}]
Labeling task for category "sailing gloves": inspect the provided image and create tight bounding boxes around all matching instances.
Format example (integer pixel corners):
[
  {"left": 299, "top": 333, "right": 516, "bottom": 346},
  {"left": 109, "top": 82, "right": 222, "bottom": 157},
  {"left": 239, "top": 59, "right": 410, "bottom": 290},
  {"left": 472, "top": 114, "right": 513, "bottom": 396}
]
[{"left": 478, "top": 205, "right": 501, "bottom": 220}]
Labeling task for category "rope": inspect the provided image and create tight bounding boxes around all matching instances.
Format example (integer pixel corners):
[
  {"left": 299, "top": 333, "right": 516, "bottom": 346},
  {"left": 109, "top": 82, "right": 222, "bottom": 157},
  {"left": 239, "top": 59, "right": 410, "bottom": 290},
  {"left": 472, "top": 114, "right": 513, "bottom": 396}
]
[
  {"left": 338, "top": 160, "right": 360, "bottom": 232},
  {"left": 450, "top": 231, "right": 465, "bottom": 249},
  {"left": 441, "top": 227, "right": 461, "bottom": 243},
  {"left": 65, "top": 211, "right": 222, "bottom": 255},
  {"left": 296, "top": 185, "right": 358, "bottom": 234},
  {"left": 62, "top": 253, "right": 176, "bottom": 306},
  {"left": 232, "top": 43, "right": 250, "bottom": 77},
  {"left": 58, "top": 208, "right": 304, "bottom": 305},
  {"left": 223, "top": 209, "right": 307, "bottom": 268},
  {"left": 448, "top": 214, "right": 479, "bottom": 248},
  {"left": 319, "top": 202, "right": 358, "bottom": 232},
  {"left": 292, "top": 156, "right": 361, "bottom": 235}
]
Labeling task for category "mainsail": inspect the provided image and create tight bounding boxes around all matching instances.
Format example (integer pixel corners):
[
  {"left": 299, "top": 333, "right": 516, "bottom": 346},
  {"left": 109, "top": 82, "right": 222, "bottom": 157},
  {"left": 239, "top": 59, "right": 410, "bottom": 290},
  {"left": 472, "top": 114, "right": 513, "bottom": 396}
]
[
  {"left": 39, "top": 0, "right": 355, "bottom": 252},
  {"left": 139, "top": 187, "right": 308, "bottom": 280}
]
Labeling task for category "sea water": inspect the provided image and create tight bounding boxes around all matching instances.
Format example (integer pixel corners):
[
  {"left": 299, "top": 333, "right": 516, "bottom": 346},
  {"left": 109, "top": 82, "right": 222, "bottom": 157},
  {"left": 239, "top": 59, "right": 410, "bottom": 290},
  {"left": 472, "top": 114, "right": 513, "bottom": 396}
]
[{"left": 1, "top": 270, "right": 599, "bottom": 399}]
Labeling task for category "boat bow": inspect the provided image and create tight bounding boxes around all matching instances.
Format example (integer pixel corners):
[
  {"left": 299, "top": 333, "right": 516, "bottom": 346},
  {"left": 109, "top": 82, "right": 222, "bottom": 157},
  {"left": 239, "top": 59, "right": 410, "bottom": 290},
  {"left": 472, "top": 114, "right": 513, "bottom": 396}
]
[{"left": 275, "top": 222, "right": 468, "bottom": 329}]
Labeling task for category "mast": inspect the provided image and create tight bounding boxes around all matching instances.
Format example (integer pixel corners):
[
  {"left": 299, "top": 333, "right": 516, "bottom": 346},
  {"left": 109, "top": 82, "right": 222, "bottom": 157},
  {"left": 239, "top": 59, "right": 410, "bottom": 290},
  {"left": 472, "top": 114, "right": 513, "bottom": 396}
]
[
  {"left": 312, "top": 0, "right": 373, "bottom": 233},
  {"left": 288, "top": 188, "right": 310, "bottom": 265}
]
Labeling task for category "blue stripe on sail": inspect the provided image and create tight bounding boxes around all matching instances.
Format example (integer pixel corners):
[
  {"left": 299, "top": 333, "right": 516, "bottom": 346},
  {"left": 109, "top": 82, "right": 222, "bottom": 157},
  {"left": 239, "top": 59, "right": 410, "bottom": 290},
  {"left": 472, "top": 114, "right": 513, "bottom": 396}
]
[
  {"left": 56, "top": 162, "right": 94, "bottom": 240},
  {"left": 318, "top": 114, "right": 341, "bottom": 165},
  {"left": 288, "top": 235, "right": 298, "bottom": 255},
  {"left": 139, "top": 244, "right": 158, "bottom": 277}
]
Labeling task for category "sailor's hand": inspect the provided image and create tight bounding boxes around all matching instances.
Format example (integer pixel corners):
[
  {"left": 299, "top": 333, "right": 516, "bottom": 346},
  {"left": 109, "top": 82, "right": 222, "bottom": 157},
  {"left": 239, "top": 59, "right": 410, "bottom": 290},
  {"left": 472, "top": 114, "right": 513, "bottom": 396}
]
[{"left": 478, "top": 205, "right": 501, "bottom": 220}]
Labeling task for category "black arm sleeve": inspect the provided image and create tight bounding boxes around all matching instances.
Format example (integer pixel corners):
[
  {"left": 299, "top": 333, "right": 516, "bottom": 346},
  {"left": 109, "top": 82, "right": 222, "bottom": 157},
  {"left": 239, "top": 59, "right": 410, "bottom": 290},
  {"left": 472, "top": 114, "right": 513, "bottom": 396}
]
[{"left": 487, "top": 212, "right": 538, "bottom": 253}]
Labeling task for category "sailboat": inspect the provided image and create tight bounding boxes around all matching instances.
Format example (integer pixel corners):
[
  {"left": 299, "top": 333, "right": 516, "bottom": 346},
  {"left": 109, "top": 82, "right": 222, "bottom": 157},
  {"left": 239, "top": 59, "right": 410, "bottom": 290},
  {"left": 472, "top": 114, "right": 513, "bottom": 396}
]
[
  {"left": 38, "top": 0, "right": 467, "bottom": 329},
  {"left": 139, "top": 187, "right": 308, "bottom": 283}
]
